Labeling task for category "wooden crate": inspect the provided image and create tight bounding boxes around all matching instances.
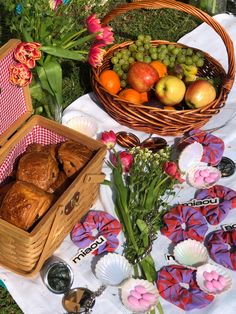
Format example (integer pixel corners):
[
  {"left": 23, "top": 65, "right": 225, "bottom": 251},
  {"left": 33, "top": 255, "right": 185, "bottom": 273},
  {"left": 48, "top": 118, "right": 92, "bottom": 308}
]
[{"left": 0, "top": 39, "right": 107, "bottom": 277}]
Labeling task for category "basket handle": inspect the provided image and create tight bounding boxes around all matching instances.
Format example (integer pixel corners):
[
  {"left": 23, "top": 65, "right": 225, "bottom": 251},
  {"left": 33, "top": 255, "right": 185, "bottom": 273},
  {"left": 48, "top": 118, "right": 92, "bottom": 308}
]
[{"left": 102, "top": 0, "right": 235, "bottom": 91}]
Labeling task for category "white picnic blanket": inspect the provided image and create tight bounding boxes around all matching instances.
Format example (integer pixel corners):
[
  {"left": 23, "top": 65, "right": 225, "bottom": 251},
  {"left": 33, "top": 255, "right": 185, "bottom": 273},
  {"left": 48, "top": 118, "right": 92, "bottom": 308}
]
[{"left": 1, "top": 13, "right": 236, "bottom": 314}]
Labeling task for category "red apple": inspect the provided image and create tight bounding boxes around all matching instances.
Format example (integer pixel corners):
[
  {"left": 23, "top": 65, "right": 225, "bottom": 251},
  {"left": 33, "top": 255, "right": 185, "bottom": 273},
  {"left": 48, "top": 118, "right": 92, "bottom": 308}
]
[
  {"left": 155, "top": 75, "right": 186, "bottom": 106},
  {"left": 185, "top": 80, "right": 216, "bottom": 108},
  {"left": 127, "top": 62, "right": 159, "bottom": 92}
]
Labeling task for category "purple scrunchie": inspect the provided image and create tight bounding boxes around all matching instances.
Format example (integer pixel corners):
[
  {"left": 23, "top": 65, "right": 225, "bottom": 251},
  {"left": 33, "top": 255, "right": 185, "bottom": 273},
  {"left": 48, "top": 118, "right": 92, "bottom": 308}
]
[
  {"left": 195, "top": 185, "right": 236, "bottom": 225},
  {"left": 180, "top": 129, "right": 224, "bottom": 166},
  {"left": 161, "top": 205, "right": 208, "bottom": 243},
  {"left": 71, "top": 210, "right": 121, "bottom": 255},
  {"left": 156, "top": 265, "right": 214, "bottom": 311},
  {"left": 207, "top": 229, "right": 236, "bottom": 270}
]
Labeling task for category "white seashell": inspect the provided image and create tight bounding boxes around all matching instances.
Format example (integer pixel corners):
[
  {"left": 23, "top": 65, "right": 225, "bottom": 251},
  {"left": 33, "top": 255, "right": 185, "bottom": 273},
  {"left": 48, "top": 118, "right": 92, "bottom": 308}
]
[
  {"left": 196, "top": 263, "right": 232, "bottom": 295},
  {"left": 178, "top": 142, "right": 204, "bottom": 173},
  {"left": 62, "top": 110, "right": 98, "bottom": 138},
  {"left": 95, "top": 253, "right": 132, "bottom": 286},
  {"left": 187, "top": 164, "right": 221, "bottom": 189},
  {"left": 173, "top": 239, "right": 208, "bottom": 268},
  {"left": 121, "top": 278, "right": 159, "bottom": 313}
]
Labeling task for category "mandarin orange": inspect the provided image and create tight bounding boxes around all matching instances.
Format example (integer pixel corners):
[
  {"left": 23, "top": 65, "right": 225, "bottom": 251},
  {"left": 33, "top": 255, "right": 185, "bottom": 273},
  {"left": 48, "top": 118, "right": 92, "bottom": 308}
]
[
  {"left": 150, "top": 61, "right": 168, "bottom": 78},
  {"left": 119, "top": 88, "right": 142, "bottom": 105},
  {"left": 99, "top": 70, "right": 121, "bottom": 94}
]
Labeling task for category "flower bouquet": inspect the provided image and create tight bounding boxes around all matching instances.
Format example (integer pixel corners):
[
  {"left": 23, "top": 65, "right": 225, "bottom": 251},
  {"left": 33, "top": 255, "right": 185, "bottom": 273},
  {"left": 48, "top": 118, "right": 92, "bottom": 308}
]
[
  {"left": 101, "top": 131, "right": 183, "bottom": 313},
  {"left": 3, "top": 0, "right": 114, "bottom": 121}
]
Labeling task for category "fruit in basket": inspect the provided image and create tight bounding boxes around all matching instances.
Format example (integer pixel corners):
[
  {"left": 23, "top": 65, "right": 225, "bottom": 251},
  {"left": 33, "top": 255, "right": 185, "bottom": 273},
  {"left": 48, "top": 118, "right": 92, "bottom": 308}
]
[
  {"left": 155, "top": 75, "right": 186, "bottom": 106},
  {"left": 127, "top": 62, "right": 159, "bottom": 92},
  {"left": 150, "top": 61, "right": 167, "bottom": 78},
  {"left": 185, "top": 79, "right": 216, "bottom": 108},
  {"left": 118, "top": 88, "right": 142, "bottom": 105},
  {"left": 99, "top": 70, "right": 121, "bottom": 94}
]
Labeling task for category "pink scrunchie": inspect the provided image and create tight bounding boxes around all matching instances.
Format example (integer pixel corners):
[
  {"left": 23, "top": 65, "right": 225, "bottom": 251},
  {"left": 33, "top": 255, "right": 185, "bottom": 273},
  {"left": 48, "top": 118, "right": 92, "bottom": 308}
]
[{"left": 71, "top": 210, "right": 121, "bottom": 255}]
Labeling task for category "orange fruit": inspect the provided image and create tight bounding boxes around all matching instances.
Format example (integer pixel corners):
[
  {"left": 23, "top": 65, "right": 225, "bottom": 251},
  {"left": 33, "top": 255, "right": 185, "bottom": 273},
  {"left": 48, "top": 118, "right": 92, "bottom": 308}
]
[
  {"left": 150, "top": 61, "right": 168, "bottom": 78},
  {"left": 99, "top": 70, "right": 121, "bottom": 94},
  {"left": 140, "top": 92, "right": 149, "bottom": 103},
  {"left": 119, "top": 88, "right": 142, "bottom": 105},
  {"left": 163, "top": 105, "right": 177, "bottom": 110}
]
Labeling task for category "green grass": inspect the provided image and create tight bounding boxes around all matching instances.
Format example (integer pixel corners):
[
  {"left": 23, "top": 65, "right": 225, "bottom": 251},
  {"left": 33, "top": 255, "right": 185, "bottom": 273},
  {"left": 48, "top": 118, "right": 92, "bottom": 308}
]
[
  {"left": 0, "top": 288, "right": 23, "bottom": 314},
  {"left": 0, "top": 1, "right": 199, "bottom": 312}
]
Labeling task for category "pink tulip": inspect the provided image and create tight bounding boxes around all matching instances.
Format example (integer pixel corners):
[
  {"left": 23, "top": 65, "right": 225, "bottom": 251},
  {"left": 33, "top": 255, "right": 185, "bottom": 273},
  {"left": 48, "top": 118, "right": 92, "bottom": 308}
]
[
  {"left": 96, "top": 26, "right": 114, "bottom": 45},
  {"left": 49, "top": 0, "right": 63, "bottom": 10},
  {"left": 86, "top": 14, "right": 103, "bottom": 34},
  {"left": 14, "top": 42, "right": 41, "bottom": 69},
  {"left": 111, "top": 151, "right": 133, "bottom": 172},
  {"left": 163, "top": 161, "right": 184, "bottom": 183},
  {"left": 88, "top": 43, "right": 106, "bottom": 68},
  {"left": 9, "top": 63, "right": 32, "bottom": 87},
  {"left": 101, "top": 130, "right": 117, "bottom": 149}
]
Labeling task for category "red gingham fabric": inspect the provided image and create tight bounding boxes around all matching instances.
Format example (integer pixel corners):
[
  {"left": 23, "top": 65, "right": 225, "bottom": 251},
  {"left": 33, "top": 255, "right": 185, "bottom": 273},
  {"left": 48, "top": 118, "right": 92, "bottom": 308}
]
[
  {"left": 0, "top": 125, "right": 65, "bottom": 183},
  {"left": 0, "top": 50, "right": 28, "bottom": 136}
]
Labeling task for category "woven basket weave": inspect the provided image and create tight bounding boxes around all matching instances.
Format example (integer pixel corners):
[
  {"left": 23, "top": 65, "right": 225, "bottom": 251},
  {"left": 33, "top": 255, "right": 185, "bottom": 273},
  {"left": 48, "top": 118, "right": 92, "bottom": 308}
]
[{"left": 91, "top": 0, "right": 235, "bottom": 136}]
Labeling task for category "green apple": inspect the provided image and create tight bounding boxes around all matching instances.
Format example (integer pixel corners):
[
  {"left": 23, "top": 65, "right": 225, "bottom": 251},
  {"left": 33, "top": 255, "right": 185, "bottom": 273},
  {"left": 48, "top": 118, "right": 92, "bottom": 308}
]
[
  {"left": 185, "top": 80, "right": 216, "bottom": 108},
  {"left": 155, "top": 75, "right": 186, "bottom": 106}
]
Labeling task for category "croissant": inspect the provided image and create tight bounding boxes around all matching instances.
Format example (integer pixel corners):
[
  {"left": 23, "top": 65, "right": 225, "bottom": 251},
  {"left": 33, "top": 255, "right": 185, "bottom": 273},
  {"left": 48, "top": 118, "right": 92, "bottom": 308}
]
[
  {"left": 17, "top": 150, "right": 59, "bottom": 191},
  {"left": 0, "top": 181, "right": 53, "bottom": 230},
  {"left": 47, "top": 171, "right": 71, "bottom": 195},
  {"left": 58, "top": 141, "right": 94, "bottom": 177}
]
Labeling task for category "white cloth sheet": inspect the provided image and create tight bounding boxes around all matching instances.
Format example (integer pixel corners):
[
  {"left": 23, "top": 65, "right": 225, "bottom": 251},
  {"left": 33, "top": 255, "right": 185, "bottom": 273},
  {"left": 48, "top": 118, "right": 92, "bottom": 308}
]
[{"left": 1, "top": 13, "right": 236, "bottom": 314}]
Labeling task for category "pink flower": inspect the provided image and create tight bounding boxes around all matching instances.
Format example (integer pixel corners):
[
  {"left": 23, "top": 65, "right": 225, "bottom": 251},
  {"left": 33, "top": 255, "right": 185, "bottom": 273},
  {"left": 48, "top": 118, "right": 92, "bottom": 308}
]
[
  {"left": 111, "top": 151, "right": 133, "bottom": 172},
  {"left": 96, "top": 26, "right": 114, "bottom": 45},
  {"left": 9, "top": 63, "right": 32, "bottom": 87},
  {"left": 88, "top": 43, "right": 106, "bottom": 68},
  {"left": 163, "top": 161, "right": 184, "bottom": 183},
  {"left": 14, "top": 42, "right": 41, "bottom": 69},
  {"left": 86, "top": 14, "right": 114, "bottom": 46},
  {"left": 49, "top": 0, "right": 63, "bottom": 10},
  {"left": 101, "top": 130, "right": 117, "bottom": 149},
  {"left": 86, "top": 14, "right": 103, "bottom": 34}
]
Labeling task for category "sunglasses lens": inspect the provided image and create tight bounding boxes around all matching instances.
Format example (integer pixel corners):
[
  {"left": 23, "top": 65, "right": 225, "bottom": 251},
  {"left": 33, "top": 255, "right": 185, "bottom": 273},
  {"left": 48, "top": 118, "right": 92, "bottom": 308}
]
[
  {"left": 116, "top": 132, "right": 140, "bottom": 148},
  {"left": 141, "top": 137, "right": 167, "bottom": 152}
]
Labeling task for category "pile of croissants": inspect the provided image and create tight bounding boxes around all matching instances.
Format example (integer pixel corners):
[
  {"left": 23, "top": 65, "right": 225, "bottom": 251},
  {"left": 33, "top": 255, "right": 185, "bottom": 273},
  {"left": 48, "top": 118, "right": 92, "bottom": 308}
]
[{"left": 0, "top": 140, "right": 94, "bottom": 231}]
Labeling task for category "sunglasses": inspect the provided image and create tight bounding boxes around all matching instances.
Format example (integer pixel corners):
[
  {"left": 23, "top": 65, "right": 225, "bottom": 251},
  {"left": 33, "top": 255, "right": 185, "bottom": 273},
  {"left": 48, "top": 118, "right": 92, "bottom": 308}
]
[{"left": 116, "top": 131, "right": 168, "bottom": 153}]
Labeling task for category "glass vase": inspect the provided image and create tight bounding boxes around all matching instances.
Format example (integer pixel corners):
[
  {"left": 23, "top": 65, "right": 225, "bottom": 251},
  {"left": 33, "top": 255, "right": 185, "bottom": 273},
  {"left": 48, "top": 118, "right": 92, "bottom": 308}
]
[
  {"left": 189, "top": 0, "right": 227, "bottom": 15},
  {"left": 49, "top": 97, "right": 63, "bottom": 123}
]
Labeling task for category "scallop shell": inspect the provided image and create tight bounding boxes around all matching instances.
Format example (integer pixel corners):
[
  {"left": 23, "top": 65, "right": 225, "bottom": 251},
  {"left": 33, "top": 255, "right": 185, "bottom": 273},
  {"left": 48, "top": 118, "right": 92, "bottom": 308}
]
[
  {"left": 178, "top": 142, "right": 204, "bottom": 173},
  {"left": 62, "top": 110, "right": 98, "bottom": 137},
  {"left": 121, "top": 278, "right": 159, "bottom": 313},
  {"left": 173, "top": 239, "right": 208, "bottom": 268},
  {"left": 95, "top": 253, "right": 132, "bottom": 286},
  {"left": 196, "top": 263, "right": 232, "bottom": 295},
  {"left": 187, "top": 164, "right": 221, "bottom": 189}
]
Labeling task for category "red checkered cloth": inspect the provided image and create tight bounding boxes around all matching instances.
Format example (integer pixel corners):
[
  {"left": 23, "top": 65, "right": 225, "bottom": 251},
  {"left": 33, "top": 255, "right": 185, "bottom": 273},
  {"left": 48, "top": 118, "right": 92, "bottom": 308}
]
[
  {"left": 0, "top": 125, "right": 65, "bottom": 183},
  {"left": 0, "top": 50, "right": 28, "bottom": 136}
]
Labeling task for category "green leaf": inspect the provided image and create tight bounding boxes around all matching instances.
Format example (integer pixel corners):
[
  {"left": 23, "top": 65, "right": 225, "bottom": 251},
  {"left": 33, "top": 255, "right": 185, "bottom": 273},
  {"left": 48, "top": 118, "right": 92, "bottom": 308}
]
[
  {"left": 29, "top": 82, "right": 49, "bottom": 105},
  {"left": 63, "top": 33, "right": 95, "bottom": 50},
  {"left": 36, "top": 66, "right": 54, "bottom": 96},
  {"left": 43, "top": 61, "right": 63, "bottom": 106},
  {"left": 136, "top": 219, "right": 149, "bottom": 247},
  {"left": 22, "top": 29, "right": 34, "bottom": 42},
  {"left": 40, "top": 46, "right": 87, "bottom": 61}
]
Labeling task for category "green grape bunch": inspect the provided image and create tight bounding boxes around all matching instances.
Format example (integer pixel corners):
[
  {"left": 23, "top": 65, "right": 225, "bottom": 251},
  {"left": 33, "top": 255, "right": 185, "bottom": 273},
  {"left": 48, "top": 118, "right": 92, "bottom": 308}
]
[{"left": 111, "top": 34, "right": 205, "bottom": 88}]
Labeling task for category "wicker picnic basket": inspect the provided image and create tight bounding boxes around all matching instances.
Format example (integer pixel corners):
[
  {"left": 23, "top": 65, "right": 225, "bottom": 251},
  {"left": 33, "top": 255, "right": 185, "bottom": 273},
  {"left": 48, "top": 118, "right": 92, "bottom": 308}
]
[
  {"left": 91, "top": 0, "right": 235, "bottom": 136},
  {"left": 0, "top": 39, "right": 107, "bottom": 277}
]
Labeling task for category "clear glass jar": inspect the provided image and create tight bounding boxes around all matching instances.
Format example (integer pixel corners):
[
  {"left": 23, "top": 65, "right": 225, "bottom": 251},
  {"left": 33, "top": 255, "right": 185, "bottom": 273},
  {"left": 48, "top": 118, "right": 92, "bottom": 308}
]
[{"left": 189, "top": 0, "right": 227, "bottom": 15}]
